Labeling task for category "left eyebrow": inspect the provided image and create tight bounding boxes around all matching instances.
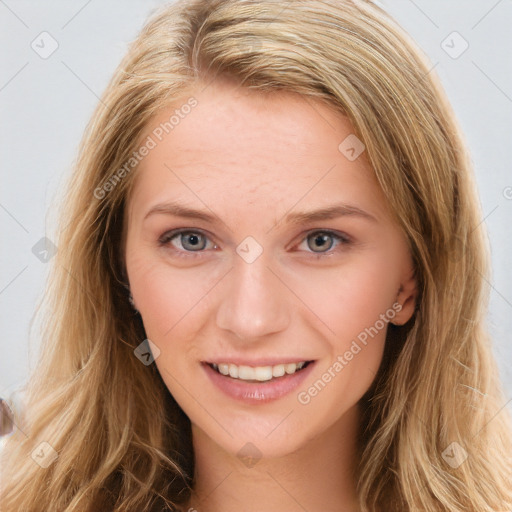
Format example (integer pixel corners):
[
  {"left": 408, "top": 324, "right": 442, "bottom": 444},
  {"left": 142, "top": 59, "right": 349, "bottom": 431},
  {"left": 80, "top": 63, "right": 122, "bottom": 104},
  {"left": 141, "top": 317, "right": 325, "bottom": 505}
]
[{"left": 283, "top": 204, "right": 378, "bottom": 225}]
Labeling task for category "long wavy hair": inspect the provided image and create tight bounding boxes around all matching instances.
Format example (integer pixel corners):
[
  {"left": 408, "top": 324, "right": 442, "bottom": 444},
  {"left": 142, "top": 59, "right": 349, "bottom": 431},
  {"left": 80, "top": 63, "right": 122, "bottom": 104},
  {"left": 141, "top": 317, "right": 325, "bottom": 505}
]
[{"left": 1, "top": 0, "right": 511, "bottom": 510}]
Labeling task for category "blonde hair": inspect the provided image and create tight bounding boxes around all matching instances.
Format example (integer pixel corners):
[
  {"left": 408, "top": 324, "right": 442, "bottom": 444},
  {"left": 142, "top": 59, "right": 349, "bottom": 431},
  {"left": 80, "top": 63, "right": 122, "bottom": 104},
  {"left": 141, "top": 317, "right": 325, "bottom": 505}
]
[{"left": 1, "top": 0, "right": 511, "bottom": 510}]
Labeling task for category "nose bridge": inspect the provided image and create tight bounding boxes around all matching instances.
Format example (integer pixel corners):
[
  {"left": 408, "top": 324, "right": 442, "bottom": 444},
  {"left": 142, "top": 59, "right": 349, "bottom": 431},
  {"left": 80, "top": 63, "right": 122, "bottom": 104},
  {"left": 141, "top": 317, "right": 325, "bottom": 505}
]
[{"left": 215, "top": 249, "right": 290, "bottom": 340}]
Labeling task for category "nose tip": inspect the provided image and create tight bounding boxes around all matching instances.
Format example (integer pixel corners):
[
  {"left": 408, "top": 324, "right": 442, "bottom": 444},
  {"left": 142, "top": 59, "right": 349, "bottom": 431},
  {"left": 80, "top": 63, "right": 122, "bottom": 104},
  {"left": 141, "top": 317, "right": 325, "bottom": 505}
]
[{"left": 215, "top": 256, "right": 290, "bottom": 341}]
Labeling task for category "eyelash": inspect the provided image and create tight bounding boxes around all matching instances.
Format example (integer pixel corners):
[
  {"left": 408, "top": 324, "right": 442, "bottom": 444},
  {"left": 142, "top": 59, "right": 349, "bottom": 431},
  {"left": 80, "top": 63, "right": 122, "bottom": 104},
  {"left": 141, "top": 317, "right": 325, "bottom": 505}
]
[{"left": 157, "top": 228, "right": 352, "bottom": 260}]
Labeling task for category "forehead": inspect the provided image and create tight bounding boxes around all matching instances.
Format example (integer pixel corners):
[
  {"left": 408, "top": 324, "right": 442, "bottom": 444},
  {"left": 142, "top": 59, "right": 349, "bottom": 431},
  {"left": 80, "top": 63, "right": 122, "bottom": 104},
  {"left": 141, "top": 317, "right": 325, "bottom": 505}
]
[{"left": 128, "top": 80, "right": 389, "bottom": 220}]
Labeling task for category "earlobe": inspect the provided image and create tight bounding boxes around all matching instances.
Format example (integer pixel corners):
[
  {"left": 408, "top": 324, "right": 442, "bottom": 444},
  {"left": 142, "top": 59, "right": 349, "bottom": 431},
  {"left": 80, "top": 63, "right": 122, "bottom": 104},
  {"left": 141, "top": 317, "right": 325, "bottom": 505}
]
[{"left": 391, "top": 270, "right": 418, "bottom": 326}]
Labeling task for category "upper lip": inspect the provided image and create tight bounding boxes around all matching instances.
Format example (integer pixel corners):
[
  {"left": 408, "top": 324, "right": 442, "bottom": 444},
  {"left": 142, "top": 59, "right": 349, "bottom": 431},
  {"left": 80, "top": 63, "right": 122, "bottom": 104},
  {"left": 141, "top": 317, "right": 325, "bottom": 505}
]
[{"left": 203, "top": 358, "right": 315, "bottom": 367}]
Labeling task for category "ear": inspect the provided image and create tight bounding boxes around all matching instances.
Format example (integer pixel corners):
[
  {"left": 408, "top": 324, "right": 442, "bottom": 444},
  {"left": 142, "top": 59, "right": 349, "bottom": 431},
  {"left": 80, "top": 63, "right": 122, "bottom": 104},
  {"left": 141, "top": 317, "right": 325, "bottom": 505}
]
[{"left": 391, "top": 267, "right": 418, "bottom": 326}]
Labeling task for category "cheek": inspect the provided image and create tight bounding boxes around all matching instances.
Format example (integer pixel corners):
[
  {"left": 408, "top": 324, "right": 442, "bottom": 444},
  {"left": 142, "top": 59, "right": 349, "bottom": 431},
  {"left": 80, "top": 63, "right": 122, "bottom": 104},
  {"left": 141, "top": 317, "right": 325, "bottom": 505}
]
[
  {"left": 293, "top": 263, "right": 393, "bottom": 411},
  {"left": 127, "top": 252, "right": 220, "bottom": 342},
  {"left": 289, "top": 256, "right": 399, "bottom": 345}
]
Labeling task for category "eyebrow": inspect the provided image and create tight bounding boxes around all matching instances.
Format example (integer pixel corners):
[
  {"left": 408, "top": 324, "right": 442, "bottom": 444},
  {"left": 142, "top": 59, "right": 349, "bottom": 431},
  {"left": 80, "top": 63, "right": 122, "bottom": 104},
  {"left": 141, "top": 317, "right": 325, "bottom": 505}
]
[{"left": 143, "top": 200, "right": 378, "bottom": 225}]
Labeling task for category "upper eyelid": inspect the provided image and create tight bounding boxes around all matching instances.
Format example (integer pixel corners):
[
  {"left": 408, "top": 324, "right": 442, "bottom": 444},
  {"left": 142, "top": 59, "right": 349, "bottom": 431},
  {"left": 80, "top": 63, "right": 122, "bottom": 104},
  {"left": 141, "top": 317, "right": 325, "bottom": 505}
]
[{"left": 159, "top": 228, "right": 215, "bottom": 245}]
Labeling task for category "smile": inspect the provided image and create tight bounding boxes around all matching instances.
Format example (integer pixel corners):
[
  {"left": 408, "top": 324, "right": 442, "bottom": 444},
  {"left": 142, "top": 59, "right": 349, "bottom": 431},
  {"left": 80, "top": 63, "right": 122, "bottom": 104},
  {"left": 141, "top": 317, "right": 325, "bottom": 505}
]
[{"left": 202, "top": 360, "right": 317, "bottom": 404}]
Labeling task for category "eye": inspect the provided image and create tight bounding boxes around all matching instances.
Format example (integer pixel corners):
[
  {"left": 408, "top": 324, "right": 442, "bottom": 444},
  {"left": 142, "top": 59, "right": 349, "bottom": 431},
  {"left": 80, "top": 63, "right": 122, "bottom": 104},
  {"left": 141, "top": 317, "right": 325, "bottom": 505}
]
[
  {"left": 158, "top": 229, "right": 217, "bottom": 258},
  {"left": 295, "top": 230, "right": 351, "bottom": 256}
]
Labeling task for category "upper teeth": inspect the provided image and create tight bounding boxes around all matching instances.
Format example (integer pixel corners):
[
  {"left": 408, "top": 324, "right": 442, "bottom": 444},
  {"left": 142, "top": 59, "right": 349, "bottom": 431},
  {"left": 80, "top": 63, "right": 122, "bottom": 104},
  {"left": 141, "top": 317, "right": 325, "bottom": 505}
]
[{"left": 212, "top": 361, "right": 307, "bottom": 381}]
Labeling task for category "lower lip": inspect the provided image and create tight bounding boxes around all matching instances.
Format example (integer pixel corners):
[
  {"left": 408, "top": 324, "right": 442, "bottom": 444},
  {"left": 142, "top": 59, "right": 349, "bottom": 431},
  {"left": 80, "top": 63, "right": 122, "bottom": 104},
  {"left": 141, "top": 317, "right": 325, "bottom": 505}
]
[{"left": 202, "top": 361, "right": 316, "bottom": 404}]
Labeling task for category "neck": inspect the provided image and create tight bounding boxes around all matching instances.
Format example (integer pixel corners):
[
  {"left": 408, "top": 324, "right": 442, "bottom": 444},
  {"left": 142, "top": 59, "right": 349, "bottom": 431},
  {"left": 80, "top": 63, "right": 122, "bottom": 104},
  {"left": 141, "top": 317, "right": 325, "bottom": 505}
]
[{"left": 185, "top": 403, "right": 362, "bottom": 512}]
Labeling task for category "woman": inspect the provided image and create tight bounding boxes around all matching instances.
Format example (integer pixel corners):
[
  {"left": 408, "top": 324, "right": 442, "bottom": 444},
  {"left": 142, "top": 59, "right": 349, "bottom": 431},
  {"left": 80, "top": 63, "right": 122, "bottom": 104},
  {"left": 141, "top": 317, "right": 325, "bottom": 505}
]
[{"left": 1, "top": 0, "right": 511, "bottom": 510}]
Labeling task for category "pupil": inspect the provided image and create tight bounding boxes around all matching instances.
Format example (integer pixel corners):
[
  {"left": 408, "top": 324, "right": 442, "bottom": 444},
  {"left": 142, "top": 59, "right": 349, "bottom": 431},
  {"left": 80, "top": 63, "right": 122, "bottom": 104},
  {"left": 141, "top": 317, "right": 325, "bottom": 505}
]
[
  {"left": 183, "top": 233, "right": 204, "bottom": 250},
  {"left": 309, "top": 233, "right": 332, "bottom": 252}
]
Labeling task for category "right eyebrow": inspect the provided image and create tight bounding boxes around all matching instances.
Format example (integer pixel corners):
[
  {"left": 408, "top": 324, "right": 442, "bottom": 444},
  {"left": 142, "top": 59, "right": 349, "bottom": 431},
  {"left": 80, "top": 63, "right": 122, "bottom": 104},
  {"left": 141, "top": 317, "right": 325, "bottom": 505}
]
[{"left": 143, "top": 201, "right": 221, "bottom": 223}]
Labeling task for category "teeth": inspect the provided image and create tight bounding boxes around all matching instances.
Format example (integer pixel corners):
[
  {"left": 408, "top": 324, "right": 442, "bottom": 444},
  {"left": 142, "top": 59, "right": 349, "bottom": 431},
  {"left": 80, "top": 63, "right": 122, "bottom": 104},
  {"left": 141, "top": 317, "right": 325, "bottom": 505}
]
[
  {"left": 211, "top": 361, "right": 308, "bottom": 381},
  {"left": 228, "top": 364, "right": 238, "bottom": 378},
  {"left": 272, "top": 364, "right": 285, "bottom": 378}
]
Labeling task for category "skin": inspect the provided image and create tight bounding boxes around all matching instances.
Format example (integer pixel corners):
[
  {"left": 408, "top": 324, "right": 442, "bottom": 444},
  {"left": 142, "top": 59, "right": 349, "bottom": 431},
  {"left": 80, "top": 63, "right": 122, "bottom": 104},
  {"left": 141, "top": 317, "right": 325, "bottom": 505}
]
[{"left": 124, "top": 77, "right": 417, "bottom": 512}]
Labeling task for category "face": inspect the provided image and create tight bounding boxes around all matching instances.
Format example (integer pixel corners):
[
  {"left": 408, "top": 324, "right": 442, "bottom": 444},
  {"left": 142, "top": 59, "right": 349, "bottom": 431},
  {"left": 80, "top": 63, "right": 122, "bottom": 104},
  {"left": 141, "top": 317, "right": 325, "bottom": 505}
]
[{"left": 124, "top": 78, "right": 417, "bottom": 458}]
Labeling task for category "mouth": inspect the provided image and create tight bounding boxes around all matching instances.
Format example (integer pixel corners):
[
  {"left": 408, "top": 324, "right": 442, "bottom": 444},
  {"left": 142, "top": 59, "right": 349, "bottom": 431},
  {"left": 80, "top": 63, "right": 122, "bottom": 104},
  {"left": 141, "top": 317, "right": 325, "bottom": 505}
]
[{"left": 205, "top": 360, "right": 315, "bottom": 383}]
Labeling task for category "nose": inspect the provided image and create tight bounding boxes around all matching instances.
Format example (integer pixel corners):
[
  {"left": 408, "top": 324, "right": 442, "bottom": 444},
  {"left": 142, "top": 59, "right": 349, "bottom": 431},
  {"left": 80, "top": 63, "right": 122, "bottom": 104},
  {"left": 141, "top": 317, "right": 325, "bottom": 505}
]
[{"left": 215, "top": 253, "right": 290, "bottom": 341}]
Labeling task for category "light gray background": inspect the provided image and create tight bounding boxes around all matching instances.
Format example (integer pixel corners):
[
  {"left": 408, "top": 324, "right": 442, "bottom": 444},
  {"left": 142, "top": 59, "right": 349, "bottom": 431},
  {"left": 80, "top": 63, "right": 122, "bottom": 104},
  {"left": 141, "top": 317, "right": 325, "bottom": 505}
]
[{"left": 1, "top": 1, "right": 511, "bottom": 413}]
